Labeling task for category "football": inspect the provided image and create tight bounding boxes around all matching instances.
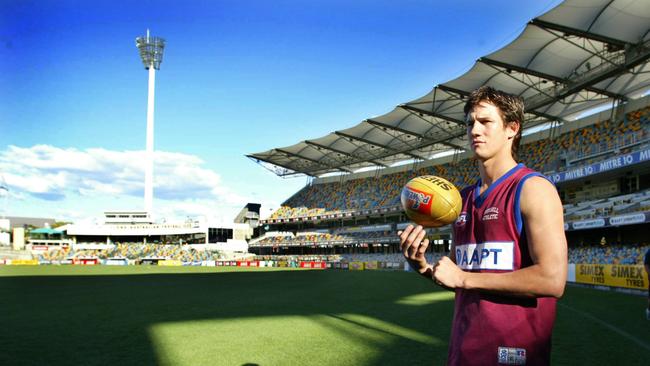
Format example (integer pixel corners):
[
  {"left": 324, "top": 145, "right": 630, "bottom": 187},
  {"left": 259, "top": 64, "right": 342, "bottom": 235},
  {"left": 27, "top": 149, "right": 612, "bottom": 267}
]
[{"left": 400, "top": 175, "right": 462, "bottom": 227}]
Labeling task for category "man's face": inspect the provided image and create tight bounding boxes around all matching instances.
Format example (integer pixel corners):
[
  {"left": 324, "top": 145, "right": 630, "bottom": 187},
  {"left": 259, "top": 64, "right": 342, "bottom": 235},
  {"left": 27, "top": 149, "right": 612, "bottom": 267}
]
[{"left": 465, "top": 101, "right": 517, "bottom": 161}]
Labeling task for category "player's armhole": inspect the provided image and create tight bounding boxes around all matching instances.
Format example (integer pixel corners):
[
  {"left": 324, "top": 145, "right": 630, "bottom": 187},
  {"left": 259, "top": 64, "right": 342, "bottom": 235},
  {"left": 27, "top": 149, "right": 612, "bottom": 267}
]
[
  {"left": 449, "top": 234, "right": 457, "bottom": 264},
  {"left": 513, "top": 173, "right": 554, "bottom": 235}
]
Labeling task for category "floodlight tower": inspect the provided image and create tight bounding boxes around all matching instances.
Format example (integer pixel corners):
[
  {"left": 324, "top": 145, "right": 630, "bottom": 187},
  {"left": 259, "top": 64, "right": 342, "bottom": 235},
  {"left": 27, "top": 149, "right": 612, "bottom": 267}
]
[{"left": 135, "top": 30, "right": 165, "bottom": 218}]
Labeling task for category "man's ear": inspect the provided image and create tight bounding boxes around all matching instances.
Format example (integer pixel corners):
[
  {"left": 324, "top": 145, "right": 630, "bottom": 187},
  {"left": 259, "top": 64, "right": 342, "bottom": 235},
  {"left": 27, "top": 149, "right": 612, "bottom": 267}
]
[{"left": 506, "top": 121, "right": 520, "bottom": 139}]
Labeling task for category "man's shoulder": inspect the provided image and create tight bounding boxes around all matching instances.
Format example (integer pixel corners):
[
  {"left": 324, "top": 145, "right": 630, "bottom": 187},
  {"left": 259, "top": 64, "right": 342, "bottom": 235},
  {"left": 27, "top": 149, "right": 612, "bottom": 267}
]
[{"left": 519, "top": 175, "right": 557, "bottom": 199}]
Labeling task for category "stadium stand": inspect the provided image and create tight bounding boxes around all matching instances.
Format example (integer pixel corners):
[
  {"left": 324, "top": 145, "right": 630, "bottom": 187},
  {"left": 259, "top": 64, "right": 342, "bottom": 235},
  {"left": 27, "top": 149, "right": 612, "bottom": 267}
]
[
  {"left": 252, "top": 99, "right": 650, "bottom": 283},
  {"left": 267, "top": 105, "right": 649, "bottom": 221},
  {"left": 563, "top": 189, "right": 650, "bottom": 221},
  {"left": 34, "top": 243, "right": 230, "bottom": 263},
  {"left": 251, "top": 228, "right": 399, "bottom": 248},
  {"left": 568, "top": 244, "right": 650, "bottom": 265}
]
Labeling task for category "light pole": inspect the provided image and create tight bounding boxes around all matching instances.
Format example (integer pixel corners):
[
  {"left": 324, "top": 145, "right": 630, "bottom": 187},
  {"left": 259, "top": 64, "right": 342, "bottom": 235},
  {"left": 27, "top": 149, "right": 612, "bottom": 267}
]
[{"left": 135, "top": 30, "right": 165, "bottom": 219}]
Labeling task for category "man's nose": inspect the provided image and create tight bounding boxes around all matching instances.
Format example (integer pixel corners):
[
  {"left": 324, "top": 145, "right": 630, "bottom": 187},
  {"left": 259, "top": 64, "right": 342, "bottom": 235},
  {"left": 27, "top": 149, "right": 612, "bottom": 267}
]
[{"left": 469, "top": 122, "right": 480, "bottom": 136}]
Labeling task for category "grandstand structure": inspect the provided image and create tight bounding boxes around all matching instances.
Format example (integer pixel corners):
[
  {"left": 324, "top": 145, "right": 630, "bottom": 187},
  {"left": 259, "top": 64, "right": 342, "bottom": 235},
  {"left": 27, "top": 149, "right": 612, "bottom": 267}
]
[
  {"left": 248, "top": 0, "right": 650, "bottom": 260},
  {"left": 21, "top": 211, "right": 255, "bottom": 264}
]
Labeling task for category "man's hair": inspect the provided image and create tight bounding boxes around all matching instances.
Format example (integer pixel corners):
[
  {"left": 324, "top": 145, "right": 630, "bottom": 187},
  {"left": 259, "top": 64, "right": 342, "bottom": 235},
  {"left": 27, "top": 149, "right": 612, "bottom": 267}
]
[{"left": 463, "top": 86, "right": 525, "bottom": 159}]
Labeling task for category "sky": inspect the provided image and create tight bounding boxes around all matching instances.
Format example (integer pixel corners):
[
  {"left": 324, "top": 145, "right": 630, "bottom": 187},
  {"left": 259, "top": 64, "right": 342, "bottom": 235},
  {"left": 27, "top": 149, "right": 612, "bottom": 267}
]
[{"left": 0, "top": 0, "right": 563, "bottom": 223}]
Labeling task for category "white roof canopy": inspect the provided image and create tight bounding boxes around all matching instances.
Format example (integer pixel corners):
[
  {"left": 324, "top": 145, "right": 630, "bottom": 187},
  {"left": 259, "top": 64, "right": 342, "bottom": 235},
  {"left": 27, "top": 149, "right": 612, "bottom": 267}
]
[{"left": 249, "top": 0, "right": 650, "bottom": 177}]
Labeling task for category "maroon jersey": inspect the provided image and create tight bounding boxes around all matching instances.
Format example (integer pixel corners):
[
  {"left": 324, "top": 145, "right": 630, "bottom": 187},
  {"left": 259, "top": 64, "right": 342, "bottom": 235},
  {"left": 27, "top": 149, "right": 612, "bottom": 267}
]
[{"left": 449, "top": 163, "right": 557, "bottom": 366}]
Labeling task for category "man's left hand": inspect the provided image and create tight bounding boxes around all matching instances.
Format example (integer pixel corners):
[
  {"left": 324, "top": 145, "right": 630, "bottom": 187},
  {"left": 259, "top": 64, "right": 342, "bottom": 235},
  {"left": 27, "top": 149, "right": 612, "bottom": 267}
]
[{"left": 433, "top": 256, "right": 465, "bottom": 289}]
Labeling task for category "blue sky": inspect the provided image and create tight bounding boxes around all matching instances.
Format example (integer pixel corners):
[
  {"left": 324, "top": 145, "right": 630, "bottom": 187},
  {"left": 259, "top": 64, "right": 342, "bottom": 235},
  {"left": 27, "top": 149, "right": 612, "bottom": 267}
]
[{"left": 0, "top": 0, "right": 562, "bottom": 223}]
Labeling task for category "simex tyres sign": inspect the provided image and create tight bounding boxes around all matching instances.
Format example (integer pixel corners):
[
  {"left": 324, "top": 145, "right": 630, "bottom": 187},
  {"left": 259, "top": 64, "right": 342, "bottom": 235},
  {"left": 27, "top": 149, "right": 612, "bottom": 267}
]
[{"left": 576, "top": 264, "right": 648, "bottom": 290}]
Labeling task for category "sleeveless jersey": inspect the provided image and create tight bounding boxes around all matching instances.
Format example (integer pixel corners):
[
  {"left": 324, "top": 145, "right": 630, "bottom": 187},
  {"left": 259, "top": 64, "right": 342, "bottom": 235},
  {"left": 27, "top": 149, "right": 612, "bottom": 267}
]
[{"left": 448, "top": 163, "right": 557, "bottom": 366}]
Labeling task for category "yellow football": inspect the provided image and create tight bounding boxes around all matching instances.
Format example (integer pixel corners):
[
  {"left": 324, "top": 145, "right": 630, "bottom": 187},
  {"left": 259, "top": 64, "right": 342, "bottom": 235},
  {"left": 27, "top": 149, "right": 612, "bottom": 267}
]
[{"left": 400, "top": 175, "right": 462, "bottom": 227}]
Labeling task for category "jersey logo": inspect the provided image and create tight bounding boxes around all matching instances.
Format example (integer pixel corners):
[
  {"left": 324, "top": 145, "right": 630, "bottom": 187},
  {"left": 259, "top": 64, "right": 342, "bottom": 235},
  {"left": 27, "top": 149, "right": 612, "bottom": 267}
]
[
  {"left": 455, "top": 242, "right": 514, "bottom": 271},
  {"left": 497, "top": 346, "right": 526, "bottom": 365},
  {"left": 455, "top": 212, "right": 467, "bottom": 226},
  {"left": 482, "top": 206, "right": 499, "bottom": 221}
]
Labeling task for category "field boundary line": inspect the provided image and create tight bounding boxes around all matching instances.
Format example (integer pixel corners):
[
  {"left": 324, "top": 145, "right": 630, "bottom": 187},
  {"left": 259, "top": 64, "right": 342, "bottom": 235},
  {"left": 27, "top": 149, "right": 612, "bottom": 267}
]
[{"left": 558, "top": 303, "right": 650, "bottom": 352}]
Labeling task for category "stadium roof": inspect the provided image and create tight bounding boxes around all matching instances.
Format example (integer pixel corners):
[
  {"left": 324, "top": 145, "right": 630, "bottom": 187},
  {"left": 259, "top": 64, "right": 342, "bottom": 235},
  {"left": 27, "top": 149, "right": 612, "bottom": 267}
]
[
  {"left": 30, "top": 227, "right": 63, "bottom": 235},
  {"left": 248, "top": 0, "right": 650, "bottom": 177}
]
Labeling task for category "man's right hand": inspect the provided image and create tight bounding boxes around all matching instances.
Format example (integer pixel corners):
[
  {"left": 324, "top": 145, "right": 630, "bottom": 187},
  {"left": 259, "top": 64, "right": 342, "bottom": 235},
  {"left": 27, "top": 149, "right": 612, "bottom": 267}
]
[{"left": 399, "top": 224, "right": 431, "bottom": 275}]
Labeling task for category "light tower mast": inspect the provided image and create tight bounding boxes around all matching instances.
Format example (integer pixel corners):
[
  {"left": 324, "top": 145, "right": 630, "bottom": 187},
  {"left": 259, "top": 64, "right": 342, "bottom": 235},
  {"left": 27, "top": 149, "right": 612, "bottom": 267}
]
[{"left": 135, "top": 30, "right": 165, "bottom": 218}]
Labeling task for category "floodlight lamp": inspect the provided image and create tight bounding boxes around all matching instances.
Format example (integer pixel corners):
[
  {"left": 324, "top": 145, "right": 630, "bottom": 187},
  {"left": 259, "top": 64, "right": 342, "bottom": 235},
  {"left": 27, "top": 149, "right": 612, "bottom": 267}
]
[{"left": 136, "top": 31, "right": 166, "bottom": 70}]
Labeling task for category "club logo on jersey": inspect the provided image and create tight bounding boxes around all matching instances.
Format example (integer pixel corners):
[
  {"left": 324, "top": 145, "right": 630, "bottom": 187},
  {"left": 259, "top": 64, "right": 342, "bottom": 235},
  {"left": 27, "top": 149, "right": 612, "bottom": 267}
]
[
  {"left": 482, "top": 206, "right": 499, "bottom": 221},
  {"left": 455, "top": 212, "right": 467, "bottom": 226},
  {"left": 455, "top": 242, "right": 514, "bottom": 271},
  {"left": 497, "top": 347, "right": 526, "bottom": 365}
]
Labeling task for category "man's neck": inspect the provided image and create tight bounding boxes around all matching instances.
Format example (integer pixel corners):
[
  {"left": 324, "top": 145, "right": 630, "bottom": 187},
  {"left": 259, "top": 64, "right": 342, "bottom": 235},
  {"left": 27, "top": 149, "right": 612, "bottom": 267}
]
[{"left": 477, "top": 154, "right": 518, "bottom": 189}]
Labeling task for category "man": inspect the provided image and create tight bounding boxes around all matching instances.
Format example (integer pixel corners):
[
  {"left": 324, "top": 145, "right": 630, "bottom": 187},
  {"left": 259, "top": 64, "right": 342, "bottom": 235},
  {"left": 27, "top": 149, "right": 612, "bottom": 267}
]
[
  {"left": 400, "top": 86, "right": 567, "bottom": 365},
  {"left": 645, "top": 247, "right": 650, "bottom": 320}
]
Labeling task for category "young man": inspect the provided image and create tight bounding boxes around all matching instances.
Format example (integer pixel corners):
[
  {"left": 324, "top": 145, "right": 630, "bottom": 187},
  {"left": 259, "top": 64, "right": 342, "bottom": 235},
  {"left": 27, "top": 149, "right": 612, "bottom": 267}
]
[{"left": 400, "top": 86, "right": 567, "bottom": 365}]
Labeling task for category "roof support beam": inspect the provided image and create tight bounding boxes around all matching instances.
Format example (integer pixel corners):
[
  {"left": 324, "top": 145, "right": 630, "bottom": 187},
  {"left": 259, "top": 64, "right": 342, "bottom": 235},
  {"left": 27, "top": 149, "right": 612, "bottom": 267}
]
[
  {"left": 334, "top": 131, "right": 422, "bottom": 161},
  {"left": 529, "top": 18, "right": 629, "bottom": 49},
  {"left": 334, "top": 131, "right": 394, "bottom": 151},
  {"left": 527, "top": 46, "right": 650, "bottom": 111},
  {"left": 441, "top": 140, "right": 466, "bottom": 151},
  {"left": 437, "top": 84, "right": 469, "bottom": 98},
  {"left": 245, "top": 155, "right": 305, "bottom": 177},
  {"left": 365, "top": 119, "right": 425, "bottom": 139},
  {"left": 530, "top": 110, "right": 563, "bottom": 123},
  {"left": 438, "top": 84, "right": 567, "bottom": 123},
  {"left": 479, "top": 57, "right": 625, "bottom": 101},
  {"left": 275, "top": 148, "right": 352, "bottom": 173},
  {"left": 399, "top": 104, "right": 466, "bottom": 126},
  {"left": 481, "top": 57, "right": 563, "bottom": 82},
  {"left": 304, "top": 140, "right": 388, "bottom": 168},
  {"left": 365, "top": 119, "right": 434, "bottom": 158}
]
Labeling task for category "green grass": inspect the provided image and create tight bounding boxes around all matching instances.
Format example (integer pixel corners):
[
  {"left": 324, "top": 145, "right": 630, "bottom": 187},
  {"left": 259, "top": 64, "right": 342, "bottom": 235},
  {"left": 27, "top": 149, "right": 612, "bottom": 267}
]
[{"left": 0, "top": 266, "right": 648, "bottom": 365}]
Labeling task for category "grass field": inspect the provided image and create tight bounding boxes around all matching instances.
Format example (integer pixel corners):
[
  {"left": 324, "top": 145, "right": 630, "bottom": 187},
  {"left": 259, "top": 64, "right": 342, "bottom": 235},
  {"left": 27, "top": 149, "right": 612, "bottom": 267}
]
[{"left": 1, "top": 266, "right": 648, "bottom": 365}]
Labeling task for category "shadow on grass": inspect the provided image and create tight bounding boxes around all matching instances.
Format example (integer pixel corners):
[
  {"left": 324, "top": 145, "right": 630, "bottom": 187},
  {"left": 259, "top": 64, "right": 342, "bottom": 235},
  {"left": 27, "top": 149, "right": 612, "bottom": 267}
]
[{"left": 0, "top": 269, "right": 454, "bottom": 365}]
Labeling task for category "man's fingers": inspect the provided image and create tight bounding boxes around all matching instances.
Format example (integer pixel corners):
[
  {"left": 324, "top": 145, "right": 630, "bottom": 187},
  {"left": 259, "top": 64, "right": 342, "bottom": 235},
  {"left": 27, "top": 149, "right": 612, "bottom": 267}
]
[
  {"left": 399, "top": 225, "right": 413, "bottom": 247},
  {"left": 417, "top": 238, "right": 429, "bottom": 255},
  {"left": 399, "top": 225, "right": 431, "bottom": 260},
  {"left": 402, "top": 241, "right": 411, "bottom": 258},
  {"left": 411, "top": 230, "right": 426, "bottom": 256},
  {"left": 400, "top": 227, "right": 413, "bottom": 256},
  {"left": 405, "top": 226, "right": 422, "bottom": 248},
  {"left": 404, "top": 227, "right": 427, "bottom": 259}
]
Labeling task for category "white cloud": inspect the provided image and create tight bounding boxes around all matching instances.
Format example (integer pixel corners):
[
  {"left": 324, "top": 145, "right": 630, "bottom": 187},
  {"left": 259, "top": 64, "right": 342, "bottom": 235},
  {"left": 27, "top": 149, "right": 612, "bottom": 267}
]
[{"left": 0, "top": 144, "right": 257, "bottom": 221}]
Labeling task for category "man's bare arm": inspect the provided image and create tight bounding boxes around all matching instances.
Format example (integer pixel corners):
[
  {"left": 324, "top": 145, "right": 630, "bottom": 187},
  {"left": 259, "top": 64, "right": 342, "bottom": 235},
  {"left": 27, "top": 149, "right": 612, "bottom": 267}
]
[{"left": 433, "top": 176, "right": 567, "bottom": 298}]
